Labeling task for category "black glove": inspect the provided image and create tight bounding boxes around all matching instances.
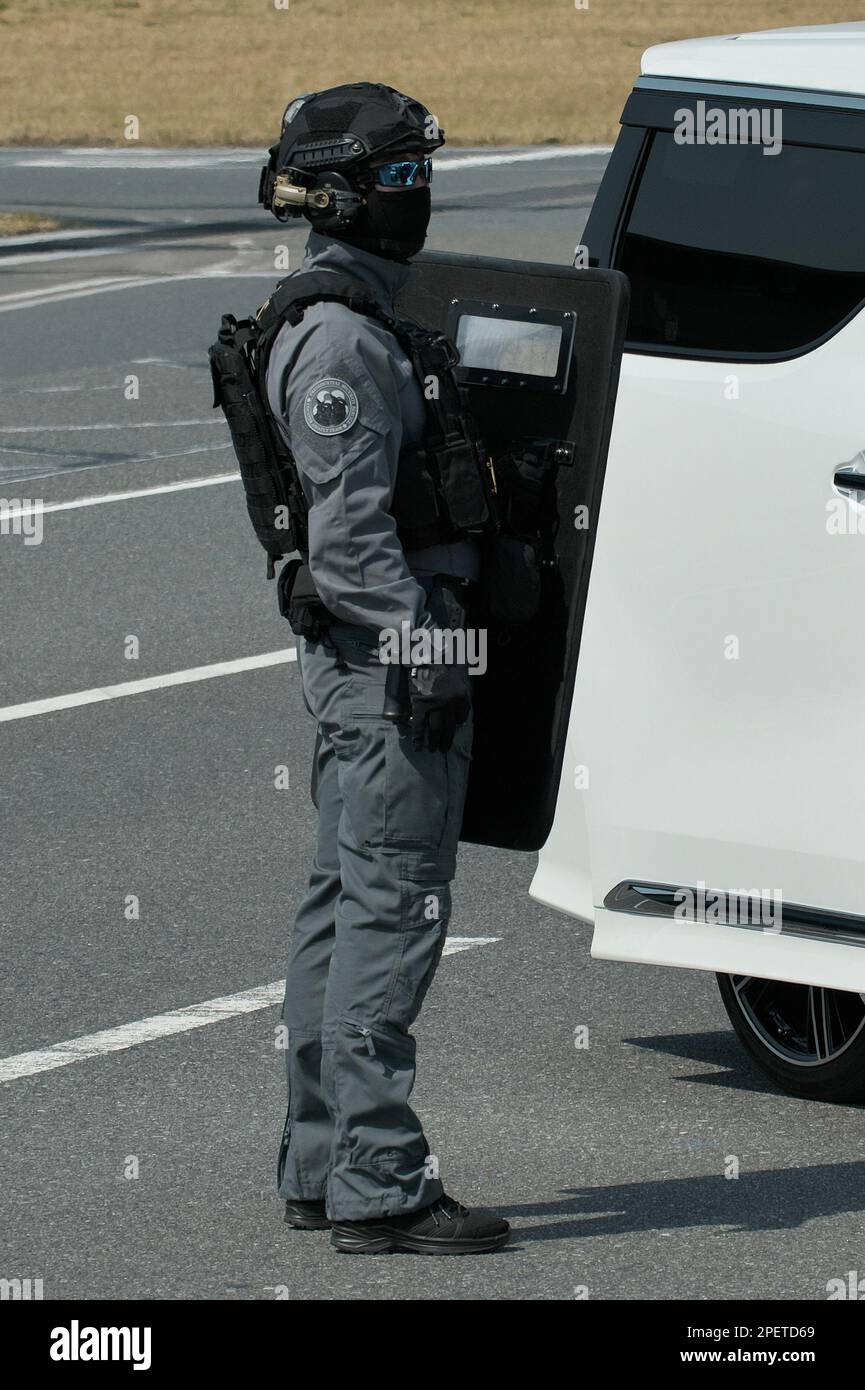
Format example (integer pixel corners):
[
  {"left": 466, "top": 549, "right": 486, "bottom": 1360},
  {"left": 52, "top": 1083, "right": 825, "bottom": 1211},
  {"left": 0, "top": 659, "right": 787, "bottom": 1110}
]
[
  {"left": 408, "top": 661, "right": 471, "bottom": 753},
  {"left": 495, "top": 438, "right": 573, "bottom": 537},
  {"left": 495, "top": 448, "right": 552, "bottom": 509}
]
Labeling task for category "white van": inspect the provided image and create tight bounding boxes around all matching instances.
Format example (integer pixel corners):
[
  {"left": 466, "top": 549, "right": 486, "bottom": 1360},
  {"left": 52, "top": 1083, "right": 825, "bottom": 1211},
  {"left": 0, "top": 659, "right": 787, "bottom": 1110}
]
[{"left": 531, "top": 22, "right": 865, "bottom": 1102}]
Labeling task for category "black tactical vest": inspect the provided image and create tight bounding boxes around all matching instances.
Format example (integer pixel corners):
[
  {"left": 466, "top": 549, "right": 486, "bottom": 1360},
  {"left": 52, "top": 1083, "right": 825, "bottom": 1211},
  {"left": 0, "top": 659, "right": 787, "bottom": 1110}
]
[{"left": 209, "top": 270, "right": 497, "bottom": 578}]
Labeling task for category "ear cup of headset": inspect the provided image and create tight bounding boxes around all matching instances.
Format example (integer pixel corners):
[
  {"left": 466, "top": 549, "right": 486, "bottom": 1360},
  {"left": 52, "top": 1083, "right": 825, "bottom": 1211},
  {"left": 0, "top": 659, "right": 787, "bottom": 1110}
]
[{"left": 303, "top": 172, "right": 363, "bottom": 233}]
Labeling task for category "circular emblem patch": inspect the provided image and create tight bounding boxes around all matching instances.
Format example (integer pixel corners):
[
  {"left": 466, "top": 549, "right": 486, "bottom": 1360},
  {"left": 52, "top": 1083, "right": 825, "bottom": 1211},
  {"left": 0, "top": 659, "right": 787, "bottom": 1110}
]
[{"left": 303, "top": 378, "right": 359, "bottom": 436}]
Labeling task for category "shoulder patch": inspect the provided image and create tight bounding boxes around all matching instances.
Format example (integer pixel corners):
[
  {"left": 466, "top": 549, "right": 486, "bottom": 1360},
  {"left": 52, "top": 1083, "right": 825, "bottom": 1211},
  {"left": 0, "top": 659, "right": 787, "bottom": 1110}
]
[{"left": 302, "top": 377, "right": 360, "bottom": 436}]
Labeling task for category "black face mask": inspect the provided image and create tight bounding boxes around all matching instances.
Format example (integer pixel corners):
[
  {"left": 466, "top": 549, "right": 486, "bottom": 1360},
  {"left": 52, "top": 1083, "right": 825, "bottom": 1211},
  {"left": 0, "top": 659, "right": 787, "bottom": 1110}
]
[{"left": 333, "top": 185, "right": 431, "bottom": 262}]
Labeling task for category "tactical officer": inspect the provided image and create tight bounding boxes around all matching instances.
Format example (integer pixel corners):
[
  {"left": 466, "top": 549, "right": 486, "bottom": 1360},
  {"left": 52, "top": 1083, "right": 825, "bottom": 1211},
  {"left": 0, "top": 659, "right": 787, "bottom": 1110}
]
[{"left": 260, "top": 85, "right": 510, "bottom": 1255}]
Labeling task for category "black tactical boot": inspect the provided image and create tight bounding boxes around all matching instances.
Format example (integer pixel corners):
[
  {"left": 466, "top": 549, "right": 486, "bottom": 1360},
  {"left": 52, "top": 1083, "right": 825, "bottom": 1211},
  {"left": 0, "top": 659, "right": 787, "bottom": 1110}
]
[
  {"left": 284, "top": 1198, "right": 331, "bottom": 1231},
  {"left": 330, "top": 1194, "right": 510, "bottom": 1255}
]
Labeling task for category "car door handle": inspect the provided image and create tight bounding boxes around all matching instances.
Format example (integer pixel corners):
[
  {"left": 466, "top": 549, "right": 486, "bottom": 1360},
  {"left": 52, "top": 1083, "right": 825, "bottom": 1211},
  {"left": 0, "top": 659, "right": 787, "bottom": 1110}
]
[{"left": 834, "top": 456, "right": 865, "bottom": 494}]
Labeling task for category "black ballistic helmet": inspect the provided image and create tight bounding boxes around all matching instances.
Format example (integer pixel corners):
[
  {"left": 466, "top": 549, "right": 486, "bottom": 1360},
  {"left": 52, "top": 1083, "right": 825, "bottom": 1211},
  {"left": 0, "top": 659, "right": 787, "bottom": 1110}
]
[{"left": 259, "top": 82, "right": 445, "bottom": 240}]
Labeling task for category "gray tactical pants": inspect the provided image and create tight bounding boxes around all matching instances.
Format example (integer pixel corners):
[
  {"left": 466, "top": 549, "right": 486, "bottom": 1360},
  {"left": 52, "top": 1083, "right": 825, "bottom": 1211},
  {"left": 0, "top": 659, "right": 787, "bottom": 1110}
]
[{"left": 277, "top": 583, "right": 473, "bottom": 1220}]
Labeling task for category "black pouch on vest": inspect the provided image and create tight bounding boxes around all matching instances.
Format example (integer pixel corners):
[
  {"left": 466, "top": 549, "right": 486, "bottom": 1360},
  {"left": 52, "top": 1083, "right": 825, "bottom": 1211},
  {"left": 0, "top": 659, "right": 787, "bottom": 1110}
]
[
  {"left": 209, "top": 316, "right": 300, "bottom": 577},
  {"left": 278, "top": 559, "right": 334, "bottom": 639},
  {"left": 435, "top": 436, "right": 492, "bottom": 532},
  {"left": 390, "top": 446, "right": 442, "bottom": 549},
  {"left": 277, "top": 557, "right": 303, "bottom": 621},
  {"left": 481, "top": 532, "right": 542, "bottom": 627}
]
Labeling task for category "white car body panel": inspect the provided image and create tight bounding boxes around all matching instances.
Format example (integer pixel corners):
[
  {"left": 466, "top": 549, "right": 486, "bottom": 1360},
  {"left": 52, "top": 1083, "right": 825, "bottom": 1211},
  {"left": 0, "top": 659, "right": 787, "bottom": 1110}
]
[
  {"left": 590, "top": 908, "right": 865, "bottom": 996},
  {"left": 531, "top": 22, "right": 865, "bottom": 988},
  {"left": 642, "top": 22, "right": 865, "bottom": 98}
]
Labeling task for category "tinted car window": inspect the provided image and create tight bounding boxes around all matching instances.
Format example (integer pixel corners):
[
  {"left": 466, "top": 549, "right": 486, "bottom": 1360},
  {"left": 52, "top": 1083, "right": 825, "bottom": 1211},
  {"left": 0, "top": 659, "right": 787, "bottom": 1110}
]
[{"left": 617, "top": 130, "right": 865, "bottom": 355}]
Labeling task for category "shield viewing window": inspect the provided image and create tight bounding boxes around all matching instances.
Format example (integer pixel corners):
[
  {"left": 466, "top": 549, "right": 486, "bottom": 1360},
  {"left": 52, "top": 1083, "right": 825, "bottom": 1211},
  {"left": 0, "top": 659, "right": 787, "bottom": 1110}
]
[{"left": 446, "top": 299, "right": 576, "bottom": 393}]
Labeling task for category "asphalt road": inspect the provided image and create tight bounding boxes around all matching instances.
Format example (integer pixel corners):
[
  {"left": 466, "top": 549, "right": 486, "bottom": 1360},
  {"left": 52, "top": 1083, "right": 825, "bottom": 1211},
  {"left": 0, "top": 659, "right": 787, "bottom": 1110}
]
[{"left": 2, "top": 148, "right": 865, "bottom": 1303}]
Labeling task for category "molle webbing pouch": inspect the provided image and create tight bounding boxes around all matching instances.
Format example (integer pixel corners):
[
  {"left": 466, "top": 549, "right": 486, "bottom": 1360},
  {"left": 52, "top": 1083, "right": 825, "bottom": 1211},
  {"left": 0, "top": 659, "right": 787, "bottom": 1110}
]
[
  {"left": 389, "top": 444, "right": 442, "bottom": 550},
  {"left": 208, "top": 314, "right": 306, "bottom": 577},
  {"left": 390, "top": 432, "right": 493, "bottom": 551},
  {"left": 393, "top": 322, "right": 494, "bottom": 541},
  {"left": 429, "top": 433, "right": 492, "bottom": 532}
]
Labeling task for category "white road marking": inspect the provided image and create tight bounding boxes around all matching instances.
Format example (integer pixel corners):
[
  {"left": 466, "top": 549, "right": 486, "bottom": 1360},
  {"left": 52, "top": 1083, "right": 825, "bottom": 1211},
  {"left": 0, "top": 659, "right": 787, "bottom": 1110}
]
[
  {"left": 0, "top": 273, "right": 160, "bottom": 301},
  {"left": 0, "top": 269, "right": 272, "bottom": 313},
  {"left": 12, "top": 151, "right": 268, "bottom": 169},
  {"left": 129, "top": 357, "right": 189, "bottom": 368},
  {"left": 443, "top": 937, "right": 500, "bottom": 955},
  {"left": 0, "top": 471, "right": 240, "bottom": 519},
  {"left": 0, "top": 648, "right": 297, "bottom": 724},
  {"left": 7, "top": 382, "right": 133, "bottom": 395},
  {"left": 0, "top": 418, "right": 222, "bottom": 434},
  {"left": 0, "top": 442, "right": 233, "bottom": 478},
  {"left": 8, "top": 145, "right": 609, "bottom": 170},
  {"left": 0, "top": 224, "right": 149, "bottom": 249},
  {"left": 0, "top": 940, "right": 501, "bottom": 1084},
  {"left": 0, "top": 237, "right": 216, "bottom": 268}
]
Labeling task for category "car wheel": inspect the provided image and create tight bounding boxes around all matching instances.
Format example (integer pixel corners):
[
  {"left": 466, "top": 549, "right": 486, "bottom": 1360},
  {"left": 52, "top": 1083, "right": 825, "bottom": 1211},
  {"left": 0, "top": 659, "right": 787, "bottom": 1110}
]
[{"left": 716, "top": 973, "right": 865, "bottom": 1103}]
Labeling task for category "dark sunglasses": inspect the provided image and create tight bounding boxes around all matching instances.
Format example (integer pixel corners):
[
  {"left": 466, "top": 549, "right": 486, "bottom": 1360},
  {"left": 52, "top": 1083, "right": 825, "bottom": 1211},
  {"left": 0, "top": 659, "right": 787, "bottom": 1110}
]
[{"left": 372, "top": 157, "right": 433, "bottom": 187}]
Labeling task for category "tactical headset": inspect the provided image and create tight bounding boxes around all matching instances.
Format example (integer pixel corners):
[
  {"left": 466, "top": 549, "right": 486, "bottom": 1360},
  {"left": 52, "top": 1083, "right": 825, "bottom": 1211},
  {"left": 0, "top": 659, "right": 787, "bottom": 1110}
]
[{"left": 260, "top": 161, "right": 365, "bottom": 232}]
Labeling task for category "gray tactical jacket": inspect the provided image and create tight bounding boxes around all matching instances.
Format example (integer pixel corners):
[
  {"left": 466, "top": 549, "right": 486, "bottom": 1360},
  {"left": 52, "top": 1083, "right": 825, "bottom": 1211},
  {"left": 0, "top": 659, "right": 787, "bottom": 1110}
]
[{"left": 265, "top": 231, "right": 479, "bottom": 637}]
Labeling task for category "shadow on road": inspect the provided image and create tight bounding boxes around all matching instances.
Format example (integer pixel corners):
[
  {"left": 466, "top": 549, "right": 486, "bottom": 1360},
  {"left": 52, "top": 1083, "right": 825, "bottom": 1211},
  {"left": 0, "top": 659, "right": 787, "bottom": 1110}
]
[
  {"left": 623, "top": 1028, "right": 865, "bottom": 1104},
  {"left": 505, "top": 1160, "right": 865, "bottom": 1242}
]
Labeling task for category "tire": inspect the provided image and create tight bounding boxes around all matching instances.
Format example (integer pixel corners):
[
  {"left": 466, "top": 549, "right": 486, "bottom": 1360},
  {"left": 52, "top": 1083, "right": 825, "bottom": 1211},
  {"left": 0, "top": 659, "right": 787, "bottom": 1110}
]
[{"left": 717, "top": 973, "right": 865, "bottom": 1103}]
